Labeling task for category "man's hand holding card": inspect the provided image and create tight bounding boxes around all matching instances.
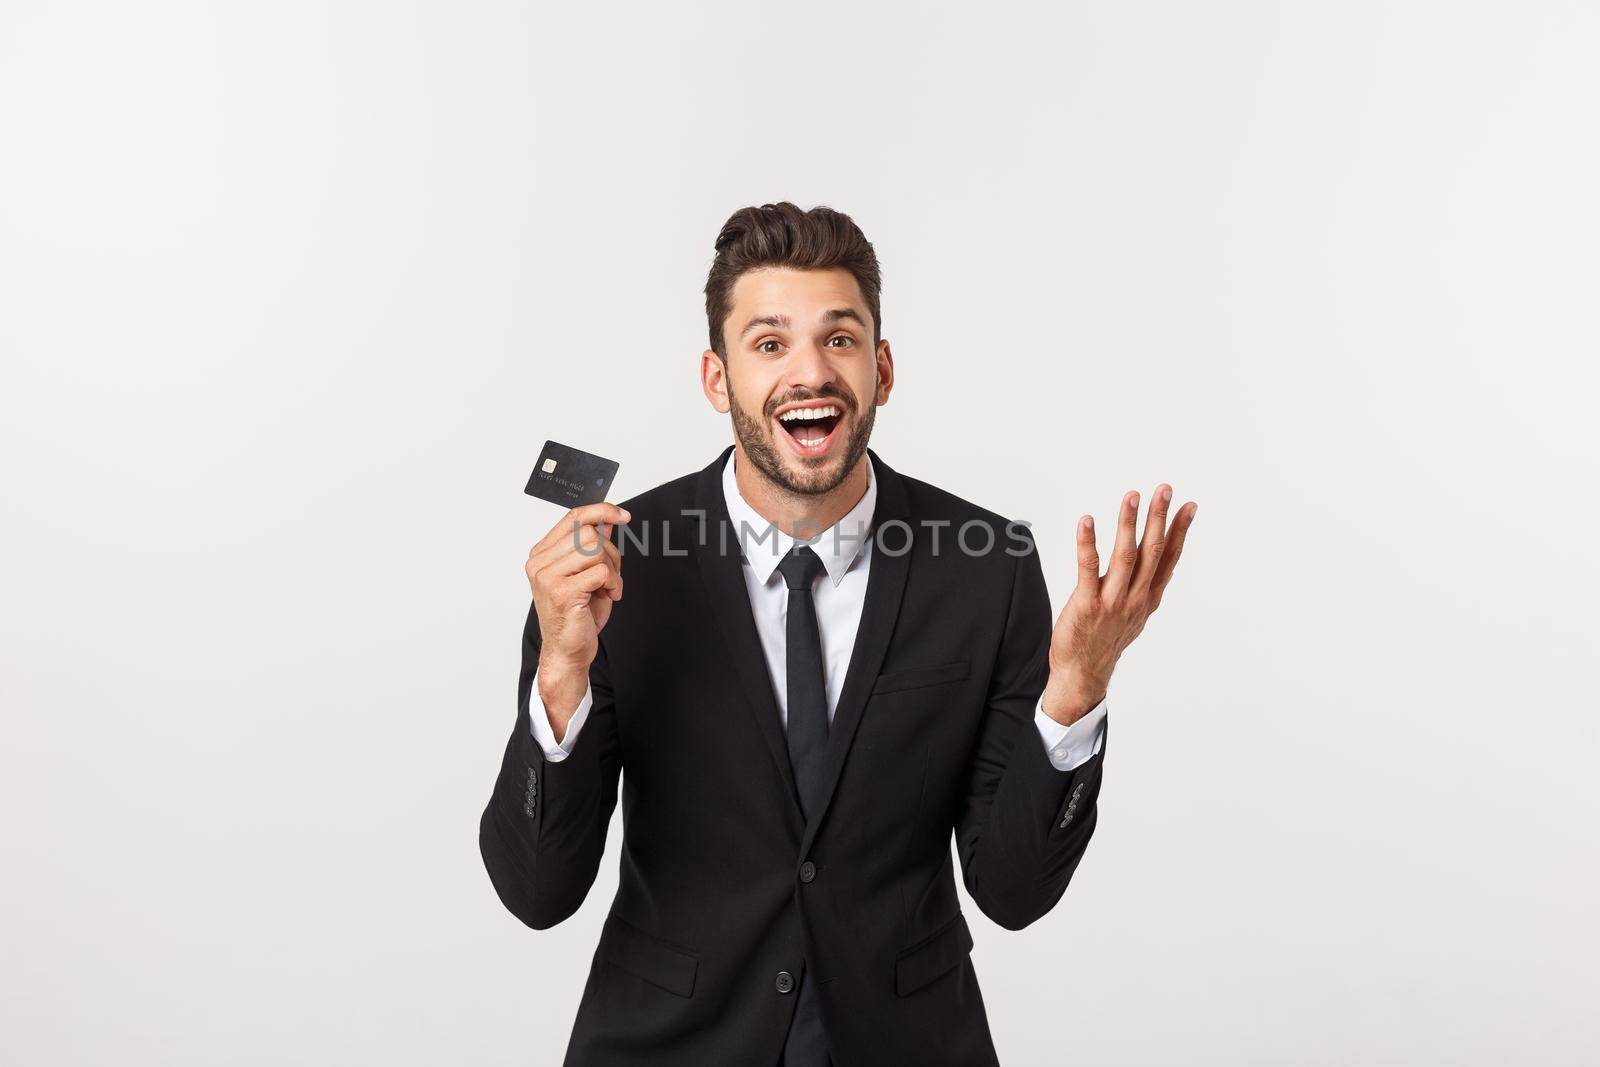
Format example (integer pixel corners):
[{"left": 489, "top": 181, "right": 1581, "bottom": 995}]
[{"left": 523, "top": 441, "right": 627, "bottom": 736}]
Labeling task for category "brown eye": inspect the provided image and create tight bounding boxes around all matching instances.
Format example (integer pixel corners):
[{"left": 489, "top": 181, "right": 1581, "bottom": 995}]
[{"left": 827, "top": 335, "right": 854, "bottom": 348}]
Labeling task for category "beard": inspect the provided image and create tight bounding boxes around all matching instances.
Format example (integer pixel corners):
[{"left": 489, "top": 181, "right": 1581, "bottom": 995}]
[{"left": 728, "top": 377, "right": 876, "bottom": 497}]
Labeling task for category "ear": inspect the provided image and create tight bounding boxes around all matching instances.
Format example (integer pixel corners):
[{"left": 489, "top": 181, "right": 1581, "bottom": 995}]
[
  {"left": 873, "top": 340, "right": 894, "bottom": 406},
  {"left": 701, "top": 348, "right": 731, "bottom": 414}
]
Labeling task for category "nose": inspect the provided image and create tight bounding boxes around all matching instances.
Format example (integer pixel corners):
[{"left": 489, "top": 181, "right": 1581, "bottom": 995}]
[{"left": 783, "top": 339, "right": 835, "bottom": 394}]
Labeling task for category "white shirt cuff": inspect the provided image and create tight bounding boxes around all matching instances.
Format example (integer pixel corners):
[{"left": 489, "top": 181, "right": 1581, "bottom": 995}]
[
  {"left": 527, "top": 666, "right": 594, "bottom": 762},
  {"left": 1033, "top": 696, "right": 1108, "bottom": 772}
]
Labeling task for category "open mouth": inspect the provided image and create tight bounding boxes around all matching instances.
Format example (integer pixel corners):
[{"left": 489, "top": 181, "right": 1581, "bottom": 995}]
[{"left": 774, "top": 402, "right": 846, "bottom": 458}]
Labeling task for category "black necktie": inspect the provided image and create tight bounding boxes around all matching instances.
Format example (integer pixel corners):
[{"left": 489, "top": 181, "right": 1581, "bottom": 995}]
[
  {"left": 777, "top": 545, "right": 829, "bottom": 818},
  {"left": 776, "top": 544, "right": 834, "bottom": 1067}
]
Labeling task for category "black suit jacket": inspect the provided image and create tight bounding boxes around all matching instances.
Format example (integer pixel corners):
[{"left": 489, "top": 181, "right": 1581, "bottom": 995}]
[{"left": 480, "top": 446, "right": 1108, "bottom": 1066}]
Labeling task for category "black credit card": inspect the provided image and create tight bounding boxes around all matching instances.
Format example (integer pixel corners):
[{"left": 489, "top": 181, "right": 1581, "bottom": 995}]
[{"left": 524, "top": 440, "right": 620, "bottom": 507}]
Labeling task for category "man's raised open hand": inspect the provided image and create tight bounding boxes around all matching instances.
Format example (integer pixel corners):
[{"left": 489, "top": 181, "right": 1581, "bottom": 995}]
[{"left": 1040, "top": 484, "right": 1198, "bottom": 726}]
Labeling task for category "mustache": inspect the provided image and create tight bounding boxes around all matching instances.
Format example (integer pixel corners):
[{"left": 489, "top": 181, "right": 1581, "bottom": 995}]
[{"left": 765, "top": 387, "right": 856, "bottom": 417}]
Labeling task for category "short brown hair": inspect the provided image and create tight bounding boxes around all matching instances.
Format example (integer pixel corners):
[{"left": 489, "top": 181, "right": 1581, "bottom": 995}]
[{"left": 703, "top": 202, "right": 882, "bottom": 361}]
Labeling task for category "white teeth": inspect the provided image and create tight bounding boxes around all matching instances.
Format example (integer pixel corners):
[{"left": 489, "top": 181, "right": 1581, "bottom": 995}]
[{"left": 778, "top": 405, "right": 840, "bottom": 422}]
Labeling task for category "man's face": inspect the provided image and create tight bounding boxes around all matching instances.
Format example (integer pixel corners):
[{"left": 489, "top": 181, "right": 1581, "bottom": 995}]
[{"left": 705, "top": 266, "right": 892, "bottom": 496}]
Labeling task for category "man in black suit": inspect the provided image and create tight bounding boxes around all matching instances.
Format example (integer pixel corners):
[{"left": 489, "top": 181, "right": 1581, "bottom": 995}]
[{"left": 480, "top": 202, "right": 1197, "bottom": 1066}]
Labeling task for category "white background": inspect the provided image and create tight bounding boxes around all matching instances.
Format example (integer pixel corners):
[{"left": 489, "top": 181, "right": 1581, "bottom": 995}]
[{"left": 3, "top": 2, "right": 1596, "bottom": 1064}]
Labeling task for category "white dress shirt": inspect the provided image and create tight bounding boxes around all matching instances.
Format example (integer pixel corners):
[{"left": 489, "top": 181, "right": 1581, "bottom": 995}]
[{"left": 529, "top": 452, "right": 1108, "bottom": 771}]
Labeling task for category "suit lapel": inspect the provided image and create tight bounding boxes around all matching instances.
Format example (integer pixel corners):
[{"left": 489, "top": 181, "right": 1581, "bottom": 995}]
[
  {"left": 689, "top": 445, "right": 915, "bottom": 853},
  {"left": 800, "top": 447, "right": 911, "bottom": 858},
  {"left": 691, "top": 446, "right": 806, "bottom": 833}
]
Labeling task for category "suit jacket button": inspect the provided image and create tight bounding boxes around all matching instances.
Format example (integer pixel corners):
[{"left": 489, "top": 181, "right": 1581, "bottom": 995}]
[
  {"left": 799, "top": 860, "right": 816, "bottom": 883},
  {"left": 775, "top": 970, "right": 795, "bottom": 994}
]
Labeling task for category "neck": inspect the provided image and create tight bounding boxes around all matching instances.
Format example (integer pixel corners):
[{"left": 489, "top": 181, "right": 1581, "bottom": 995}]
[{"left": 732, "top": 444, "right": 870, "bottom": 539}]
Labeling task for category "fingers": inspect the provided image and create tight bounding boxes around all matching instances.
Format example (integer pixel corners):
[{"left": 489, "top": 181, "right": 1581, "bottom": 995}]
[
  {"left": 1132, "top": 484, "right": 1172, "bottom": 593},
  {"left": 568, "top": 501, "right": 632, "bottom": 529},
  {"left": 529, "top": 502, "right": 629, "bottom": 566},
  {"left": 526, "top": 504, "right": 627, "bottom": 601},
  {"left": 564, "top": 558, "right": 622, "bottom": 600},
  {"left": 540, "top": 525, "right": 622, "bottom": 581},
  {"left": 531, "top": 502, "right": 632, "bottom": 556},
  {"left": 1100, "top": 490, "right": 1141, "bottom": 601},
  {"left": 1148, "top": 501, "right": 1197, "bottom": 610},
  {"left": 1073, "top": 514, "right": 1102, "bottom": 604}
]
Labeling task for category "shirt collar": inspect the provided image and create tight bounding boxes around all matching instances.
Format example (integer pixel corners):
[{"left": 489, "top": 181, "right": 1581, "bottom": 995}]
[{"left": 721, "top": 448, "right": 877, "bottom": 588}]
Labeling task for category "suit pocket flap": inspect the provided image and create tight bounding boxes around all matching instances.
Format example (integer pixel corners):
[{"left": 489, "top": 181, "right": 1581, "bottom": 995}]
[
  {"left": 601, "top": 914, "right": 699, "bottom": 998},
  {"left": 895, "top": 912, "right": 974, "bottom": 996},
  {"left": 872, "top": 659, "right": 970, "bottom": 695}
]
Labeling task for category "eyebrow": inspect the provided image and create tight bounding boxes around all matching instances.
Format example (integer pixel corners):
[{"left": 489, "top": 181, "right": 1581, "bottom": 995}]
[{"left": 739, "top": 308, "right": 868, "bottom": 340}]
